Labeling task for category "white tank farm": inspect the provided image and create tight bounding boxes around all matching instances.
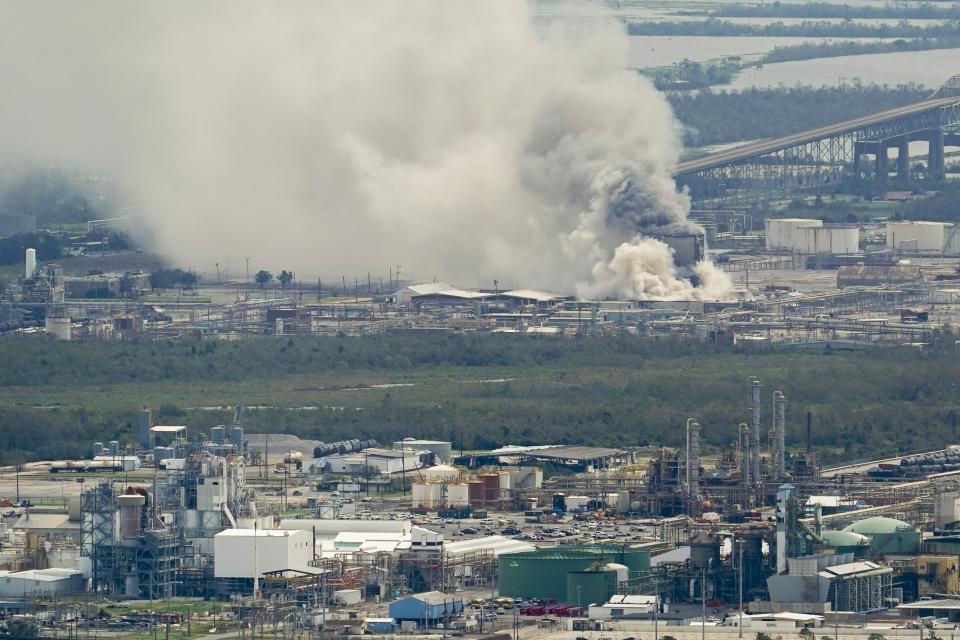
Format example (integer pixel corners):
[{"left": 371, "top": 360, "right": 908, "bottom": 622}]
[{"left": 766, "top": 218, "right": 859, "bottom": 254}]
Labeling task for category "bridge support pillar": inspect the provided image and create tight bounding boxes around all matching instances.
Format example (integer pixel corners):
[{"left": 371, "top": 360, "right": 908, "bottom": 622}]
[
  {"left": 897, "top": 138, "right": 910, "bottom": 182},
  {"left": 875, "top": 144, "right": 889, "bottom": 182},
  {"left": 929, "top": 128, "right": 945, "bottom": 181}
]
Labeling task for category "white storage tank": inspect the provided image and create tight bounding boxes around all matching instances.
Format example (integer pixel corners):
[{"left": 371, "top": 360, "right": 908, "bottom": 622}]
[
  {"left": 765, "top": 218, "right": 822, "bottom": 251},
  {"left": 886, "top": 221, "right": 949, "bottom": 253},
  {"left": 806, "top": 226, "right": 860, "bottom": 254},
  {"left": 447, "top": 483, "right": 470, "bottom": 508},
  {"left": 421, "top": 464, "right": 460, "bottom": 482},
  {"left": 25, "top": 248, "right": 36, "bottom": 279},
  {"left": 412, "top": 482, "right": 442, "bottom": 509}
]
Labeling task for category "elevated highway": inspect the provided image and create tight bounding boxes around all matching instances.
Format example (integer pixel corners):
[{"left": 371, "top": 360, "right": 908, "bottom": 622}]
[{"left": 674, "top": 74, "right": 960, "bottom": 203}]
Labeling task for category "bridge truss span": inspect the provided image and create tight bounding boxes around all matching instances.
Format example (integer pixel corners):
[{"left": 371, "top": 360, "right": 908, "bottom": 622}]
[{"left": 673, "top": 91, "right": 960, "bottom": 204}]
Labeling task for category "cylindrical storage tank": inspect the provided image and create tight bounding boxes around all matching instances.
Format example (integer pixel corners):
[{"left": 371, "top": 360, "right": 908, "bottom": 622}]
[
  {"left": 210, "top": 426, "right": 225, "bottom": 444},
  {"left": 412, "top": 482, "right": 442, "bottom": 509},
  {"left": 421, "top": 465, "right": 460, "bottom": 482},
  {"left": 886, "top": 221, "right": 946, "bottom": 252},
  {"left": 447, "top": 483, "right": 469, "bottom": 508},
  {"left": 468, "top": 480, "right": 485, "bottom": 507},
  {"left": 498, "top": 471, "right": 511, "bottom": 490},
  {"left": 108, "top": 441, "right": 120, "bottom": 456},
  {"left": 765, "top": 218, "right": 821, "bottom": 251},
  {"left": 118, "top": 494, "right": 145, "bottom": 541},
  {"left": 25, "top": 248, "right": 36, "bottom": 279},
  {"left": 618, "top": 491, "right": 631, "bottom": 512},
  {"left": 93, "top": 442, "right": 104, "bottom": 458},
  {"left": 566, "top": 569, "right": 616, "bottom": 607},
  {"left": 229, "top": 426, "right": 244, "bottom": 447}
]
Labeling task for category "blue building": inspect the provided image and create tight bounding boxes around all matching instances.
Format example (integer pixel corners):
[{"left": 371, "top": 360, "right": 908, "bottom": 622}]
[
  {"left": 388, "top": 592, "right": 464, "bottom": 624},
  {"left": 364, "top": 618, "right": 398, "bottom": 634}
]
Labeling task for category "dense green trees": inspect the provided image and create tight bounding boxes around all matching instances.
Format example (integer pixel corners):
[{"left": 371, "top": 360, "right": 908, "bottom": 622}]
[
  {"left": 0, "top": 232, "right": 62, "bottom": 267},
  {"left": 669, "top": 84, "right": 929, "bottom": 146},
  {"left": 0, "top": 334, "right": 959, "bottom": 466}
]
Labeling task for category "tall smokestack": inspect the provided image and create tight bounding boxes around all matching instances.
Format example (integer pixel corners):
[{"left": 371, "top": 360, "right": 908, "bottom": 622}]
[
  {"left": 748, "top": 377, "right": 762, "bottom": 488},
  {"left": 687, "top": 419, "right": 701, "bottom": 509},
  {"left": 773, "top": 391, "right": 786, "bottom": 480},
  {"left": 25, "top": 247, "right": 36, "bottom": 280},
  {"left": 806, "top": 411, "right": 812, "bottom": 453}
]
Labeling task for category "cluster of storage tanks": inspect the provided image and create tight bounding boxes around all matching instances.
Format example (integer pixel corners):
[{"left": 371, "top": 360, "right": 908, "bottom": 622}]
[
  {"left": 412, "top": 470, "right": 514, "bottom": 510},
  {"left": 765, "top": 218, "right": 860, "bottom": 254},
  {"left": 312, "top": 439, "right": 378, "bottom": 457},
  {"left": 552, "top": 491, "right": 637, "bottom": 513},
  {"left": 209, "top": 425, "right": 246, "bottom": 449}
]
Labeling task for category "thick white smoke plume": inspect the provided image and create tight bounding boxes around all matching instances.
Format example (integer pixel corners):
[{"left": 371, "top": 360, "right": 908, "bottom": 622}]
[{"left": 0, "top": 1, "right": 730, "bottom": 300}]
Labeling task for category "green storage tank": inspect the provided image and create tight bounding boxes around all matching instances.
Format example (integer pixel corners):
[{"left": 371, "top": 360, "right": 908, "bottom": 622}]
[
  {"left": 566, "top": 569, "right": 616, "bottom": 608},
  {"left": 843, "top": 517, "right": 920, "bottom": 555},
  {"left": 498, "top": 545, "right": 650, "bottom": 603}
]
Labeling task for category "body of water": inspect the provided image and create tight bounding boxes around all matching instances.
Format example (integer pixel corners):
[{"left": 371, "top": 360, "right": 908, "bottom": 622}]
[{"left": 726, "top": 48, "right": 960, "bottom": 90}]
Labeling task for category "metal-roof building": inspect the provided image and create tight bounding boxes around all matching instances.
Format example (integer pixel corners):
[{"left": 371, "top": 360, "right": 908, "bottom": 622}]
[{"left": 388, "top": 591, "right": 464, "bottom": 624}]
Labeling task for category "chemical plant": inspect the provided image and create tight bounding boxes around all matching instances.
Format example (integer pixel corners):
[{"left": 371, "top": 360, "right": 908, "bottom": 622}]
[
  {"left": 5, "top": 213, "right": 960, "bottom": 348},
  {"left": 1, "top": 379, "right": 960, "bottom": 639}
]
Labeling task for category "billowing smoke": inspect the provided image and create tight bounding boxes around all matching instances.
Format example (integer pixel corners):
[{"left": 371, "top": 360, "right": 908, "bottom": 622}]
[{"left": 0, "top": 1, "right": 730, "bottom": 300}]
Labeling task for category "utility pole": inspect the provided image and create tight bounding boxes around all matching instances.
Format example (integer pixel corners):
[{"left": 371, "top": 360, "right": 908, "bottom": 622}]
[
  {"left": 738, "top": 540, "right": 744, "bottom": 638},
  {"left": 215, "top": 263, "right": 221, "bottom": 286},
  {"left": 246, "top": 257, "right": 250, "bottom": 283}
]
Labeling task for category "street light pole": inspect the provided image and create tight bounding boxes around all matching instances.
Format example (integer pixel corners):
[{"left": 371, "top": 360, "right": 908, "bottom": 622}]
[
  {"left": 738, "top": 540, "right": 744, "bottom": 639},
  {"left": 653, "top": 592, "right": 659, "bottom": 640}
]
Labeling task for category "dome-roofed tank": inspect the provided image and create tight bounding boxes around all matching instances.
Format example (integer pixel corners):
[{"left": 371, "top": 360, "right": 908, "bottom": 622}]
[
  {"left": 821, "top": 530, "right": 871, "bottom": 556},
  {"left": 843, "top": 517, "right": 920, "bottom": 555}
]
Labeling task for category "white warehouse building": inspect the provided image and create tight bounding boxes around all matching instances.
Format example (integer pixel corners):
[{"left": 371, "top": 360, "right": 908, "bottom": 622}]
[
  {"left": 213, "top": 528, "right": 313, "bottom": 578},
  {"left": 765, "top": 218, "right": 859, "bottom": 254}
]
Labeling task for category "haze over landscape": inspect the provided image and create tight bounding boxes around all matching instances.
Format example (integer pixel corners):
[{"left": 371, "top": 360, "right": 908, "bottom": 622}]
[{"left": 0, "top": 1, "right": 729, "bottom": 299}]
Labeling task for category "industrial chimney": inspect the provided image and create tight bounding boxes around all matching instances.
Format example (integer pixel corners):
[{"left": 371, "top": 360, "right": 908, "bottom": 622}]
[
  {"left": 25, "top": 247, "right": 36, "bottom": 280},
  {"left": 773, "top": 391, "right": 787, "bottom": 480}
]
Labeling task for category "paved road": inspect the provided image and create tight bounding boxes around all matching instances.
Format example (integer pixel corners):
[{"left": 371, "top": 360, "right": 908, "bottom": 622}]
[{"left": 674, "top": 96, "right": 960, "bottom": 176}]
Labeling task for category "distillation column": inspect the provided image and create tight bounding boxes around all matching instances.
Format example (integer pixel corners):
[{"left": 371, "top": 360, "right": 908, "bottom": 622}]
[
  {"left": 748, "top": 377, "right": 762, "bottom": 489},
  {"left": 772, "top": 391, "right": 787, "bottom": 481},
  {"left": 687, "top": 419, "right": 701, "bottom": 511}
]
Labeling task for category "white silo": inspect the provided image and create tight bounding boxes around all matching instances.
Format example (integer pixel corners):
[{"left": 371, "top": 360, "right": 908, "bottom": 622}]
[{"left": 25, "top": 248, "right": 36, "bottom": 279}]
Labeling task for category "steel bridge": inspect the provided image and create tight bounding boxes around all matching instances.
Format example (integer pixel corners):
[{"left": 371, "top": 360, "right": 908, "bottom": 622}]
[{"left": 674, "top": 74, "right": 960, "bottom": 203}]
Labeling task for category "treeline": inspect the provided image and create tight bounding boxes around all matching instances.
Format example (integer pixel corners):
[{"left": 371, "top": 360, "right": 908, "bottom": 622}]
[
  {"left": 1, "top": 335, "right": 960, "bottom": 465},
  {"left": 759, "top": 37, "right": 960, "bottom": 65},
  {"left": 148, "top": 268, "right": 198, "bottom": 292},
  {"left": 627, "top": 19, "right": 960, "bottom": 39},
  {"left": 702, "top": 3, "right": 960, "bottom": 20},
  {"left": 669, "top": 84, "right": 929, "bottom": 146},
  {"left": 0, "top": 168, "right": 105, "bottom": 226},
  {"left": 0, "top": 232, "right": 62, "bottom": 266},
  {"left": 900, "top": 184, "right": 960, "bottom": 222}
]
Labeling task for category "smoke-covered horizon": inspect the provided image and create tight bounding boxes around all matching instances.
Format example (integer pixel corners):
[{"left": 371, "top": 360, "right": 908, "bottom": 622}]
[{"left": 0, "top": 1, "right": 730, "bottom": 300}]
